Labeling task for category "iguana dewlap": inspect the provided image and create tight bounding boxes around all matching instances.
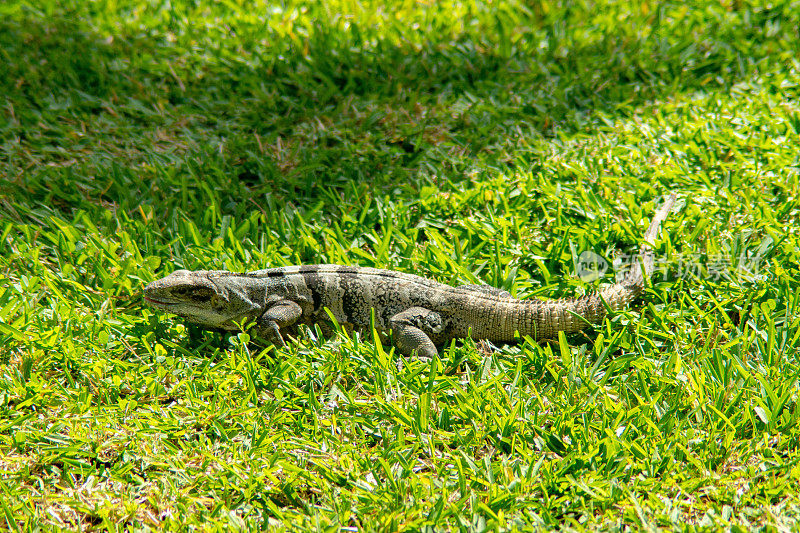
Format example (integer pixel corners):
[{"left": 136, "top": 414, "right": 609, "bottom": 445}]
[{"left": 144, "top": 195, "right": 675, "bottom": 358}]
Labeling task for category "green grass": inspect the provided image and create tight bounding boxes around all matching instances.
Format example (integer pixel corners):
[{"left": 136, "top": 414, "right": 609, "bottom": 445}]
[{"left": 2, "top": 0, "right": 800, "bottom": 529}]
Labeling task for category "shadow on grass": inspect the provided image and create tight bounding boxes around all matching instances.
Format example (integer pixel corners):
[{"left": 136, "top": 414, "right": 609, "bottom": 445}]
[{"left": 1, "top": 2, "right": 796, "bottom": 209}]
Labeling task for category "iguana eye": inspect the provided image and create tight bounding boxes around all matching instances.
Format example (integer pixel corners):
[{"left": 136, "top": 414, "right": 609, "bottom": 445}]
[
  {"left": 188, "top": 288, "right": 215, "bottom": 302},
  {"left": 171, "top": 286, "right": 214, "bottom": 301}
]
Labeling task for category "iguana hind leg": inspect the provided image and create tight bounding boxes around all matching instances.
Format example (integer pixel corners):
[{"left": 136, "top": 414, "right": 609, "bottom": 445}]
[{"left": 389, "top": 307, "right": 444, "bottom": 359}]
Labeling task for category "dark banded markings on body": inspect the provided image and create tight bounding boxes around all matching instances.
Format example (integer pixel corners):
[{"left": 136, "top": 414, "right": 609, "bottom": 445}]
[
  {"left": 337, "top": 266, "right": 368, "bottom": 326},
  {"left": 297, "top": 265, "right": 325, "bottom": 313}
]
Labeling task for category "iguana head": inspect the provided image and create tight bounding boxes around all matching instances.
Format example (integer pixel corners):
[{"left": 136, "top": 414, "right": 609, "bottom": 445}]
[{"left": 144, "top": 270, "right": 252, "bottom": 328}]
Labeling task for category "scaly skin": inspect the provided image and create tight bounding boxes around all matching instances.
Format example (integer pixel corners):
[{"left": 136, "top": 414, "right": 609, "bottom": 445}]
[{"left": 144, "top": 194, "right": 676, "bottom": 357}]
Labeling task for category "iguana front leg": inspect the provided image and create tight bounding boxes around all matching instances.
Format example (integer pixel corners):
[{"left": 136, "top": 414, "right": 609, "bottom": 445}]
[
  {"left": 255, "top": 299, "right": 303, "bottom": 347},
  {"left": 389, "top": 307, "right": 445, "bottom": 359}
]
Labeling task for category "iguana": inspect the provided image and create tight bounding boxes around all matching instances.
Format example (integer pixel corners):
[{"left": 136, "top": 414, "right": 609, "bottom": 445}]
[{"left": 144, "top": 194, "right": 676, "bottom": 358}]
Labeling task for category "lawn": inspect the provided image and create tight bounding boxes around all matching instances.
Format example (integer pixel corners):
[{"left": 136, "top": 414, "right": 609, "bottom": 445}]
[{"left": 1, "top": 0, "right": 800, "bottom": 530}]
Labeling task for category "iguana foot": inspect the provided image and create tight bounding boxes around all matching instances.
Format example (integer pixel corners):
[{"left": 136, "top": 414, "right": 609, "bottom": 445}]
[{"left": 389, "top": 306, "right": 444, "bottom": 359}]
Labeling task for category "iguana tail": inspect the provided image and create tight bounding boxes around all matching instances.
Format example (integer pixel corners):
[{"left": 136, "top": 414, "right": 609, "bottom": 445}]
[
  {"left": 586, "top": 191, "right": 677, "bottom": 316},
  {"left": 512, "top": 193, "right": 677, "bottom": 341},
  {"left": 618, "top": 192, "right": 677, "bottom": 294}
]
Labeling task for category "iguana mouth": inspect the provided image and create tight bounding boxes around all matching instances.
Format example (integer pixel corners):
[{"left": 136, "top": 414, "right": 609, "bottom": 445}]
[{"left": 144, "top": 296, "right": 176, "bottom": 306}]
